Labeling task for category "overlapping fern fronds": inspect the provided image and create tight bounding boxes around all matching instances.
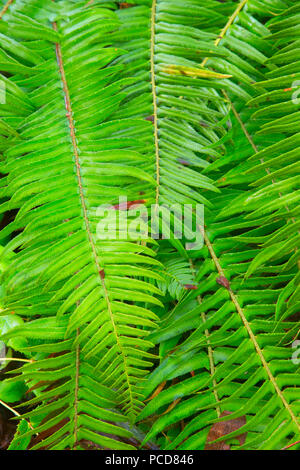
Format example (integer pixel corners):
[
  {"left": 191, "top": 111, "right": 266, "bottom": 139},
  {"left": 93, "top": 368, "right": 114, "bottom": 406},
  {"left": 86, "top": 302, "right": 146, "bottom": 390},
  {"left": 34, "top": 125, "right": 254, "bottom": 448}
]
[
  {"left": 135, "top": 0, "right": 300, "bottom": 451},
  {"left": 0, "top": 0, "right": 298, "bottom": 452},
  {"left": 0, "top": 0, "right": 161, "bottom": 449}
]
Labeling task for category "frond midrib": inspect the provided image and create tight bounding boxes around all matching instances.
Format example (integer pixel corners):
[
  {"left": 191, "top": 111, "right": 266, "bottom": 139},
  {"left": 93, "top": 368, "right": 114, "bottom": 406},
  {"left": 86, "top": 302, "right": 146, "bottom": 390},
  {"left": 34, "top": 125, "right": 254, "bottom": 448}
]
[
  {"left": 0, "top": 0, "right": 14, "bottom": 19},
  {"left": 202, "top": 228, "right": 300, "bottom": 434},
  {"left": 52, "top": 19, "right": 136, "bottom": 418},
  {"left": 150, "top": 0, "right": 160, "bottom": 206}
]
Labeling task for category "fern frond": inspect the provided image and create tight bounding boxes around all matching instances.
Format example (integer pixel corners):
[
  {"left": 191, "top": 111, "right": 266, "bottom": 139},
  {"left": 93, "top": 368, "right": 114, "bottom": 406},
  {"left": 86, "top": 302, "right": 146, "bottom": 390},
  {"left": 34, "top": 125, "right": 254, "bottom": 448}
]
[
  {"left": 215, "top": 2, "right": 300, "bottom": 321},
  {"left": 0, "top": 1, "right": 161, "bottom": 448},
  {"left": 140, "top": 0, "right": 300, "bottom": 450}
]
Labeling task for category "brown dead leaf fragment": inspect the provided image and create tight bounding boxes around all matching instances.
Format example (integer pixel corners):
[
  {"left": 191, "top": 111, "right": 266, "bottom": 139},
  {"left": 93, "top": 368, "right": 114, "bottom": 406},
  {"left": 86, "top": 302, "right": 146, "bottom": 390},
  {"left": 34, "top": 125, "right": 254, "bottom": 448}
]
[
  {"left": 178, "top": 159, "right": 191, "bottom": 166},
  {"left": 0, "top": 412, "right": 17, "bottom": 450},
  {"left": 216, "top": 276, "right": 231, "bottom": 290},
  {"left": 205, "top": 411, "right": 247, "bottom": 450},
  {"left": 99, "top": 269, "right": 105, "bottom": 280},
  {"left": 184, "top": 284, "right": 198, "bottom": 290},
  {"left": 119, "top": 2, "right": 135, "bottom": 8},
  {"left": 113, "top": 199, "right": 146, "bottom": 211}
]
